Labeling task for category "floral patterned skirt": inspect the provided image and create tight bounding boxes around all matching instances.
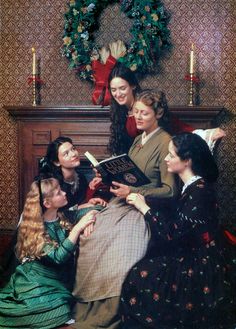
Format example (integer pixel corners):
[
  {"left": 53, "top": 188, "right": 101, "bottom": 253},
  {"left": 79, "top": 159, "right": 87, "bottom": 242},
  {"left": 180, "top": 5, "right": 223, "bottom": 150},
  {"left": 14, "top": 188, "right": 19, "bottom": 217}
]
[{"left": 120, "top": 244, "right": 236, "bottom": 329}]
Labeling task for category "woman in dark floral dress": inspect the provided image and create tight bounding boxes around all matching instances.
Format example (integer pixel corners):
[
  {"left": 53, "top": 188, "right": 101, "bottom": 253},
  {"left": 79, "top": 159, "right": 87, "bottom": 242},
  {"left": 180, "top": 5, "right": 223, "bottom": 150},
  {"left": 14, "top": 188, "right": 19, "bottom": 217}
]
[{"left": 121, "top": 132, "right": 235, "bottom": 329}]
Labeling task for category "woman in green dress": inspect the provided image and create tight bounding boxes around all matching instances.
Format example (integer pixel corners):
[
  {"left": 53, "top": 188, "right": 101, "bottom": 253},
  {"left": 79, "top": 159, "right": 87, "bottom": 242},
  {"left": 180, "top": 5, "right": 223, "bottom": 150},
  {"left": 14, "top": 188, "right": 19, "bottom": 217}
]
[{"left": 0, "top": 177, "right": 97, "bottom": 329}]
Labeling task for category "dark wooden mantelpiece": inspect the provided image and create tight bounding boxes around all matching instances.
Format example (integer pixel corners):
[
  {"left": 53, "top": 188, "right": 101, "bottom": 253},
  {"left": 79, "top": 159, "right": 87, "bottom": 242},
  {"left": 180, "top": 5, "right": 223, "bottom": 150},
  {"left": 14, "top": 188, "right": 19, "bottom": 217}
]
[
  {"left": 5, "top": 104, "right": 224, "bottom": 214},
  {"left": 6, "top": 104, "right": 224, "bottom": 124}
]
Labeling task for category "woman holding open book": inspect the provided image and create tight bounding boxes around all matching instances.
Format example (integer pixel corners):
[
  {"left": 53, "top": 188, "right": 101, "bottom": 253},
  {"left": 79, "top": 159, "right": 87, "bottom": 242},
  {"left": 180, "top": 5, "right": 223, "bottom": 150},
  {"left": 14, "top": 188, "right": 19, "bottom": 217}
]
[{"left": 72, "top": 90, "right": 177, "bottom": 329}]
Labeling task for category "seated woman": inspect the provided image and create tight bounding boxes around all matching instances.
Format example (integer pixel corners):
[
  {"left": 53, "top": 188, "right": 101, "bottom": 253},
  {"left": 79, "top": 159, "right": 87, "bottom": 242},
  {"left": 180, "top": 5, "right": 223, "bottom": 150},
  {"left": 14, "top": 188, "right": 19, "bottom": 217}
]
[
  {"left": 0, "top": 177, "right": 97, "bottom": 329},
  {"left": 0, "top": 138, "right": 106, "bottom": 287},
  {"left": 121, "top": 132, "right": 235, "bottom": 329},
  {"left": 39, "top": 136, "right": 107, "bottom": 221},
  {"left": 72, "top": 90, "right": 177, "bottom": 329}
]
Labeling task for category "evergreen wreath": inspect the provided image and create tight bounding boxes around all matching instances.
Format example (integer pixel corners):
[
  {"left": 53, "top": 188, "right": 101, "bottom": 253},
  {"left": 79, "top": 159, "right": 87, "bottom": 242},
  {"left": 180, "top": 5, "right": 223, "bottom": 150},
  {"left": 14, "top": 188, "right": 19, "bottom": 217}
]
[{"left": 62, "top": 0, "right": 171, "bottom": 81}]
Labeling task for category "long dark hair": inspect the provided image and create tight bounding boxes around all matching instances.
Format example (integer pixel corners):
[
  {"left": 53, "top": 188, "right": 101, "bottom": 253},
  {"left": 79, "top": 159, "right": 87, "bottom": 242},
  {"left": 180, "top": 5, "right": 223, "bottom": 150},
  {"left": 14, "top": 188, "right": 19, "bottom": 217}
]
[
  {"left": 38, "top": 136, "right": 73, "bottom": 184},
  {"left": 172, "top": 133, "right": 219, "bottom": 183},
  {"left": 108, "top": 63, "right": 141, "bottom": 155},
  {"left": 135, "top": 89, "right": 170, "bottom": 131}
]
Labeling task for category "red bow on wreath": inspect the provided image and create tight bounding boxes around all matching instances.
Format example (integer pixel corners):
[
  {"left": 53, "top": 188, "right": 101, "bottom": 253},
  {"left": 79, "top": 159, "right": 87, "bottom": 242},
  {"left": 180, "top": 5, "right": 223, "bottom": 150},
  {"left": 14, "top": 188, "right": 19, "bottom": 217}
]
[{"left": 92, "top": 55, "right": 117, "bottom": 106}]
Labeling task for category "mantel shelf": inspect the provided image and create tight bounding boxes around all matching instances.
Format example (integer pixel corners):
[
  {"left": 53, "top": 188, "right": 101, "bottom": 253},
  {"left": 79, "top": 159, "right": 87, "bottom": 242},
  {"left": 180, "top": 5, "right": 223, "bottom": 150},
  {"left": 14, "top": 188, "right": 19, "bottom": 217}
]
[{"left": 5, "top": 104, "right": 224, "bottom": 120}]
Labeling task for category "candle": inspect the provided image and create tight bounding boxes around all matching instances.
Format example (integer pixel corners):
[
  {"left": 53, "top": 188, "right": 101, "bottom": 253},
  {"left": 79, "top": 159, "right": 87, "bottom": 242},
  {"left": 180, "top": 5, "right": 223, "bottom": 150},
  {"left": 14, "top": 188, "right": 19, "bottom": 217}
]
[
  {"left": 32, "top": 47, "right": 36, "bottom": 75},
  {"left": 189, "top": 43, "right": 194, "bottom": 74}
]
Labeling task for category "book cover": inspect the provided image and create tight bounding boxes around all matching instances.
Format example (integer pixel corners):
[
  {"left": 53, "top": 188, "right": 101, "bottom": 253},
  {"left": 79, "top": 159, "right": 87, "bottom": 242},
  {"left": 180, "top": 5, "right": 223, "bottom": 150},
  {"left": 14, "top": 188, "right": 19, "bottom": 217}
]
[{"left": 84, "top": 151, "right": 151, "bottom": 187}]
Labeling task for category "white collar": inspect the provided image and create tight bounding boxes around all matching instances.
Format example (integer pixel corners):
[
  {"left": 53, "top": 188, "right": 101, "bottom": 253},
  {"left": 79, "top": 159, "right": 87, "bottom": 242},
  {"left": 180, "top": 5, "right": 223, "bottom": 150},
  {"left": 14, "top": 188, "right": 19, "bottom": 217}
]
[
  {"left": 141, "top": 127, "right": 160, "bottom": 145},
  {"left": 181, "top": 175, "right": 202, "bottom": 194},
  {"left": 44, "top": 217, "right": 59, "bottom": 223}
]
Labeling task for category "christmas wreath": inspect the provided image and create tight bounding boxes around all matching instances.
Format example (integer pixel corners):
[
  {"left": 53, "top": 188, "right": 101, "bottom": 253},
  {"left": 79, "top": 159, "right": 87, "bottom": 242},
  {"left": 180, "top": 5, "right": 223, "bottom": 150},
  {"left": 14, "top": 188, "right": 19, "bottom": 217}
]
[{"left": 62, "top": 0, "right": 171, "bottom": 81}]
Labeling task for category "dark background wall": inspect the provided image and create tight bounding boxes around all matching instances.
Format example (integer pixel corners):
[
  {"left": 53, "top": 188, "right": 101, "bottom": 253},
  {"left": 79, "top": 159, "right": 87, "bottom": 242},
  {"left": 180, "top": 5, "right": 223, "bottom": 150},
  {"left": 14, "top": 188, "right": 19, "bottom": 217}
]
[{"left": 0, "top": 1, "right": 235, "bottom": 230}]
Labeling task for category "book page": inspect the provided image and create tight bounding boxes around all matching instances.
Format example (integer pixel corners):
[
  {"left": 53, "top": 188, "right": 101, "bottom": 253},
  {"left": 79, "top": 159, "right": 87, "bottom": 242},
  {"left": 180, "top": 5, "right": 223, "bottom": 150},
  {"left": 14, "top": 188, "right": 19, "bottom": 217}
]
[{"left": 84, "top": 151, "right": 99, "bottom": 166}]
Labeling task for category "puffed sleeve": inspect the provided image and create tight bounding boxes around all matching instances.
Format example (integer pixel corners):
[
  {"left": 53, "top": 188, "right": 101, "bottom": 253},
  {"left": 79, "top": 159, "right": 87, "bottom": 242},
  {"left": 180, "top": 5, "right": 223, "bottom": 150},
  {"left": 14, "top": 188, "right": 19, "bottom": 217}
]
[{"left": 144, "top": 181, "right": 217, "bottom": 242}]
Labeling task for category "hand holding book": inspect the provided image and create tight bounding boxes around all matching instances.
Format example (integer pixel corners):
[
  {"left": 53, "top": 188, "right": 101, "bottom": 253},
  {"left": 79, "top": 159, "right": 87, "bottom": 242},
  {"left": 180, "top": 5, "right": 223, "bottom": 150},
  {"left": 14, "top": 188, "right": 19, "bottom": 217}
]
[{"left": 84, "top": 151, "right": 151, "bottom": 187}]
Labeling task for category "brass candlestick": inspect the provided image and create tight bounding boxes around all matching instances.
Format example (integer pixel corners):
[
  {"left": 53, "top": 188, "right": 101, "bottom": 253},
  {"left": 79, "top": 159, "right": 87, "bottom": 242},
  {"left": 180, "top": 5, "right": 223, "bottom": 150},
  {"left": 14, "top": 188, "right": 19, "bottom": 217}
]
[
  {"left": 32, "top": 75, "right": 37, "bottom": 106},
  {"left": 188, "top": 73, "right": 194, "bottom": 106}
]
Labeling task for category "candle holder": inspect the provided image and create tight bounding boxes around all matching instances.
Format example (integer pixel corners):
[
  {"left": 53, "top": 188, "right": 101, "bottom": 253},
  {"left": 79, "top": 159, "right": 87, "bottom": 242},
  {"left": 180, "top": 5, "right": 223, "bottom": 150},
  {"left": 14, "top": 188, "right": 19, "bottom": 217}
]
[
  {"left": 188, "top": 73, "right": 194, "bottom": 106},
  {"left": 32, "top": 75, "right": 37, "bottom": 106},
  {"left": 28, "top": 74, "right": 43, "bottom": 106},
  {"left": 184, "top": 74, "right": 200, "bottom": 107}
]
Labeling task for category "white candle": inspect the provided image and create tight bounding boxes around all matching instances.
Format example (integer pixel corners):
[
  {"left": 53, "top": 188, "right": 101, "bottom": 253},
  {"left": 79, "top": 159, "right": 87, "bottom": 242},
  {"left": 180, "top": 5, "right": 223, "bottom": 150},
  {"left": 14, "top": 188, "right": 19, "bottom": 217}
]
[
  {"left": 32, "top": 47, "right": 36, "bottom": 75},
  {"left": 189, "top": 43, "right": 194, "bottom": 74}
]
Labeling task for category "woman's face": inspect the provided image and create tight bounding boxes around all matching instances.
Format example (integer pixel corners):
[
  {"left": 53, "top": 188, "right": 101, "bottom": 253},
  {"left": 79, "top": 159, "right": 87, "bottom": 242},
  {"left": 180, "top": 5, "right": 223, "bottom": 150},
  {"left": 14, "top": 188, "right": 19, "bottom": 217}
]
[
  {"left": 45, "top": 185, "right": 68, "bottom": 209},
  {"left": 56, "top": 142, "right": 80, "bottom": 169},
  {"left": 133, "top": 101, "right": 158, "bottom": 134},
  {"left": 165, "top": 141, "right": 187, "bottom": 174},
  {"left": 110, "top": 77, "right": 135, "bottom": 108}
]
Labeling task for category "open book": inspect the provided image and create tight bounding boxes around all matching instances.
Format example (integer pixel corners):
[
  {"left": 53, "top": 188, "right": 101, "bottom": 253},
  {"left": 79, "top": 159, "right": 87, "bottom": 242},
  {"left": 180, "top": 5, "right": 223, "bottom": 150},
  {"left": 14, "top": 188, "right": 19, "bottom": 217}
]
[{"left": 84, "top": 151, "right": 151, "bottom": 187}]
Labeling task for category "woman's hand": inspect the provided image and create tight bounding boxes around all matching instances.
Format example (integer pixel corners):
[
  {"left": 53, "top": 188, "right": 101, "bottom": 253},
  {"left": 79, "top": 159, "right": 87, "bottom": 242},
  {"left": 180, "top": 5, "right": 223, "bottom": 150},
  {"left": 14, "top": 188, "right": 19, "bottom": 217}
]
[
  {"left": 89, "top": 176, "right": 102, "bottom": 190},
  {"left": 110, "top": 181, "right": 131, "bottom": 198},
  {"left": 69, "top": 210, "right": 97, "bottom": 243},
  {"left": 88, "top": 197, "right": 107, "bottom": 207},
  {"left": 126, "top": 193, "right": 150, "bottom": 215},
  {"left": 210, "top": 127, "right": 226, "bottom": 141}
]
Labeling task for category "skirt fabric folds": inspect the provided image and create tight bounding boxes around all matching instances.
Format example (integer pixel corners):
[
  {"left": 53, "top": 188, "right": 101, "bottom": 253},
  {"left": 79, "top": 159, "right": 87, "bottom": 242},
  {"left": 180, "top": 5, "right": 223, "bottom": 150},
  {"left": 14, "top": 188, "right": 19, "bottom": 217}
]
[{"left": 0, "top": 260, "right": 75, "bottom": 328}]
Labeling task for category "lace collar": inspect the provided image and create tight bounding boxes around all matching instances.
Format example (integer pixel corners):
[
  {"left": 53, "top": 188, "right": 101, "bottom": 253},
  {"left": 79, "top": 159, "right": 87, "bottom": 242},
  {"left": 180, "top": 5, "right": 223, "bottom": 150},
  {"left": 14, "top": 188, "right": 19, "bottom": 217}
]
[{"left": 181, "top": 175, "right": 202, "bottom": 194}]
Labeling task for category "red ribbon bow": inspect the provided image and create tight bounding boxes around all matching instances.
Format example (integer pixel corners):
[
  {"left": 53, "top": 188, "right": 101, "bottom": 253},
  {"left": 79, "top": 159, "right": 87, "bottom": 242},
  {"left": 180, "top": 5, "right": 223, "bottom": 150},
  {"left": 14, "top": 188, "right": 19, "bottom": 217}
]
[{"left": 92, "top": 55, "right": 117, "bottom": 106}]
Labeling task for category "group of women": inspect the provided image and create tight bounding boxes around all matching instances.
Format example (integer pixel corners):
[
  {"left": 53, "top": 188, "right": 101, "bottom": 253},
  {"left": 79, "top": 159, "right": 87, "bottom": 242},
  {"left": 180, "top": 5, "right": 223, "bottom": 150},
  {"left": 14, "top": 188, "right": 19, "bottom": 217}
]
[{"left": 0, "top": 63, "right": 235, "bottom": 329}]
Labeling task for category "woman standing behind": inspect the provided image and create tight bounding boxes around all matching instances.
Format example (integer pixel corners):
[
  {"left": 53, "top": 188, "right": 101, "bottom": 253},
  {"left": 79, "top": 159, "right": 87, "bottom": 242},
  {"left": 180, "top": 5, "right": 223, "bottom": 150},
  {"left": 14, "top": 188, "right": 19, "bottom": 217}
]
[
  {"left": 0, "top": 178, "right": 96, "bottom": 329},
  {"left": 107, "top": 63, "right": 225, "bottom": 156},
  {"left": 122, "top": 133, "right": 235, "bottom": 329}
]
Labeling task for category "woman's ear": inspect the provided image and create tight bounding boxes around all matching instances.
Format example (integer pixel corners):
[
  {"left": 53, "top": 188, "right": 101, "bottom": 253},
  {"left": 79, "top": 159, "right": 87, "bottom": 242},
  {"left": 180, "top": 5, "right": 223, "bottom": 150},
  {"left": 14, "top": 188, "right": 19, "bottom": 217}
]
[
  {"left": 185, "top": 158, "right": 192, "bottom": 168},
  {"left": 43, "top": 199, "right": 51, "bottom": 209},
  {"left": 156, "top": 108, "right": 164, "bottom": 120}
]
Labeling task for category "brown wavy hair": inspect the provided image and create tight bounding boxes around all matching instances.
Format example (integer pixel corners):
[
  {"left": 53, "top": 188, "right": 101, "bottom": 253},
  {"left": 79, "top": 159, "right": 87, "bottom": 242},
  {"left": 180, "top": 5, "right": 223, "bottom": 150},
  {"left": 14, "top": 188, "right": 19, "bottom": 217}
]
[
  {"left": 135, "top": 89, "right": 170, "bottom": 132},
  {"left": 16, "top": 178, "right": 69, "bottom": 261}
]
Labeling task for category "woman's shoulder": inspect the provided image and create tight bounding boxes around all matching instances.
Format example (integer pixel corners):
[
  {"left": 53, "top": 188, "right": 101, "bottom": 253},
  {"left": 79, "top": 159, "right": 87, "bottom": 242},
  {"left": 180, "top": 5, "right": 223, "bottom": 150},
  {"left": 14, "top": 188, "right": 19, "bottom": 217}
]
[
  {"left": 184, "top": 179, "right": 216, "bottom": 202},
  {"left": 151, "top": 128, "right": 172, "bottom": 148},
  {"left": 158, "top": 127, "right": 172, "bottom": 140}
]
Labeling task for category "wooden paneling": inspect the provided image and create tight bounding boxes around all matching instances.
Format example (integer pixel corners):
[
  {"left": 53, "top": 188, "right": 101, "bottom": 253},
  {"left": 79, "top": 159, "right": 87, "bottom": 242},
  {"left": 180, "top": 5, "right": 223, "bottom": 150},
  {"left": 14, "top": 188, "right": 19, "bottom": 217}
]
[{"left": 6, "top": 105, "right": 224, "bottom": 214}]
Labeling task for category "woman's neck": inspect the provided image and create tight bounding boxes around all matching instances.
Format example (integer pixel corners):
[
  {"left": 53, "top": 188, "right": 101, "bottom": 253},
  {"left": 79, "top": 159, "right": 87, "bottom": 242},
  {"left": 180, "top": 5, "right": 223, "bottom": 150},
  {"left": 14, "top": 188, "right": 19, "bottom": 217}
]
[
  {"left": 127, "top": 97, "right": 135, "bottom": 115},
  {"left": 43, "top": 208, "right": 58, "bottom": 222},
  {"left": 61, "top": 167, "right": 76, "bottom": 182},
  {"left": 179, "top": 169, "right": 195, "bottom": 185},
  {"left": 144, "top": 123, "right": 159, "bottom": 136}
]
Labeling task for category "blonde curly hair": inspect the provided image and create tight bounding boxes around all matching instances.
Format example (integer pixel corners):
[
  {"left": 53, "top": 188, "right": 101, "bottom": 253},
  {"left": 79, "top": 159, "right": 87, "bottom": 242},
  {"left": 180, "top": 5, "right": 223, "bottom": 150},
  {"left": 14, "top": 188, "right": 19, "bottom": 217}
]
[{"left": 16, "top": 178, "right": 70, "bottom": 261}]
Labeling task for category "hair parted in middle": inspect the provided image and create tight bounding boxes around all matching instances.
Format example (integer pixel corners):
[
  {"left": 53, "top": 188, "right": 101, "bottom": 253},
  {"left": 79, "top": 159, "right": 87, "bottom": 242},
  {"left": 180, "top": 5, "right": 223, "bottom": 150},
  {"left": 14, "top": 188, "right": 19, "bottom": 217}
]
[
  {"left": 16, "top": 178, "right": 69, "bottom": 262},
  {"left": 172, "top": 132, "right": 219, "bottom": 183}
]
